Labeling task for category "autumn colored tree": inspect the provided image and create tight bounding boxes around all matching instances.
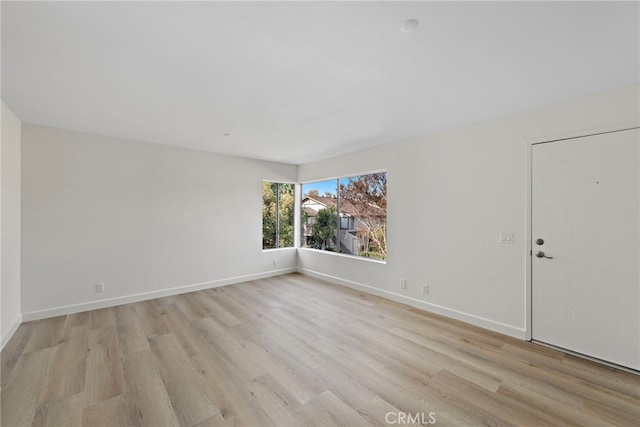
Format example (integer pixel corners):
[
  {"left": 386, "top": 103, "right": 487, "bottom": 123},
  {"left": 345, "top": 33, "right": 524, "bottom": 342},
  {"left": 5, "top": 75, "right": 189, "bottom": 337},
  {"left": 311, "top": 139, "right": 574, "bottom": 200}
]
[{"left": 339, "top": 173, "right": 387, "bottom": 259}]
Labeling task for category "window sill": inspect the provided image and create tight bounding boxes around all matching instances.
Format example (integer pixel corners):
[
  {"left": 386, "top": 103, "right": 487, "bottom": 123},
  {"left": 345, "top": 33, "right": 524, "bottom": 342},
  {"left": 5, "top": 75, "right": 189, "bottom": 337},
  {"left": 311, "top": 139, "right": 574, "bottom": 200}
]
[
  {"left": 297, "top": 247, "right": 387, "bottom": 265},
  {"left": 262, "top": 247, "right": 296, "bottom": 253}
]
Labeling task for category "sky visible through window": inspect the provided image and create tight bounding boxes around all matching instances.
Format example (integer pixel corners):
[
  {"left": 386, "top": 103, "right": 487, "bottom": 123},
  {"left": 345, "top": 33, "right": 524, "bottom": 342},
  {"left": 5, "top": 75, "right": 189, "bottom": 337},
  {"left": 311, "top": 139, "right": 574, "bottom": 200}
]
[{"left": 302, "top": 179, "right": 337, "bottom": 196}]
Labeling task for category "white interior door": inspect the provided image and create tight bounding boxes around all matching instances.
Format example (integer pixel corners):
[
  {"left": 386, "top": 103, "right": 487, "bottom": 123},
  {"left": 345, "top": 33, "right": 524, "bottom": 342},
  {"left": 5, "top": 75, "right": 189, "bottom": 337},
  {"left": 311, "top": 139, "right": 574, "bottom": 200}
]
[{"left": 531, "top": 128, "right": 639, "bottom": 371}]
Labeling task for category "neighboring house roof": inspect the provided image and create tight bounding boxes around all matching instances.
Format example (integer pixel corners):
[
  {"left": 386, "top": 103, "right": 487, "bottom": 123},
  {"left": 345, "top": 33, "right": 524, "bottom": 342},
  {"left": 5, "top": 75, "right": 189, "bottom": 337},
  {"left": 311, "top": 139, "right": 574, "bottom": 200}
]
[
  {"left": 302, "top": 194, "right": 385, "bottom": 219},
  {"left": 302, "top": 206, "right": 317, "bottom": 216},
  {"left": 302, "top": 195, "right": 337, "bottom": 209}
]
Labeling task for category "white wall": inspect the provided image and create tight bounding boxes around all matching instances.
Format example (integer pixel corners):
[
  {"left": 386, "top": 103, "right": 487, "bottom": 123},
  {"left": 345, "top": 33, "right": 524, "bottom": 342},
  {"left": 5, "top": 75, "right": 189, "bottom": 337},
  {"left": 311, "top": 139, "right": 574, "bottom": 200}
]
[
  {"left": 1, "top": 101, "right": 22, "bottom": 348},
  {"left": 13, "top": 85, "right": 640, "bottom": 337},
  {"left": 21, "top": 125, "right": 297, "bottom": 320},
  {"left": 298, "top": 85, "right": 640, "bottom": 338}
]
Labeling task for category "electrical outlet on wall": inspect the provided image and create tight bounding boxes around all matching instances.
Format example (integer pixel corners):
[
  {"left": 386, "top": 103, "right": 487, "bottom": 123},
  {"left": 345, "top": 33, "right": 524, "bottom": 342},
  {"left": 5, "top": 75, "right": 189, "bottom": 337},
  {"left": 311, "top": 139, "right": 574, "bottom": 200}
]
[
  {"left": 273, "top": 258, "right": 278, "bottom": 266},
  {"left": 421, "top": 284, "right": 429, "bottom": 294},
  {"left": 95, "top": 282, "right": 105, "bottom": 293},
  {"left": 400, "top": 279, "right": 407, "bottom": 289}
]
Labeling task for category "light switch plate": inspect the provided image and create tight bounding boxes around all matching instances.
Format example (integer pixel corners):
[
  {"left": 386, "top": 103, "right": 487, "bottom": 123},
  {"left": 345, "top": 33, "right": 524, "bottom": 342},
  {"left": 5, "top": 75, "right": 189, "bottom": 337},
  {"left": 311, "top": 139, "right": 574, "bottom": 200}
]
[{"left": 499, "top": 232, "right": 514, "bottom": 244}]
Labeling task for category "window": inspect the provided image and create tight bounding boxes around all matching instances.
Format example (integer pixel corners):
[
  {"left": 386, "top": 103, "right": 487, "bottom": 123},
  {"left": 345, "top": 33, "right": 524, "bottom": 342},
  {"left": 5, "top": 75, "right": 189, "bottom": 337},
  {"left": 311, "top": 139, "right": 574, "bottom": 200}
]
[
  {"left": 301, "top": 179, "right": 337, "bottom": 251},
  {"left": 301, "top": 172, "right": 387, "bottom": 260},
  {"left": 262, "top": 182, "right": 294, "bottom": 249}
]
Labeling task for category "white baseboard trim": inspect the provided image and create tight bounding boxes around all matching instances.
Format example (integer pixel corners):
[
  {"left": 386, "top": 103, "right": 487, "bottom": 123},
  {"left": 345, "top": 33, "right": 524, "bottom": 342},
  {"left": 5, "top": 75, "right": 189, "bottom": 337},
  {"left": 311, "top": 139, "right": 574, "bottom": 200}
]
[
  {"left": 299, "top": 268, "right": 526, "bottom": 340},
  {"left": 22, "top": 268, "right": 297, "bottom": 322},
  {"left": 1, "top": 314, "right": 23, "bottom": 351}
]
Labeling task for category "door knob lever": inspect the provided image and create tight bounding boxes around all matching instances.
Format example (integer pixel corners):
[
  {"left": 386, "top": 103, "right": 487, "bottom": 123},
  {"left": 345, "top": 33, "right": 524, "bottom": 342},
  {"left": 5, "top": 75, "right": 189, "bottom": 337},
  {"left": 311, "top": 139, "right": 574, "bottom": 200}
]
[{"left": 535, "top": 251, "right": 553, "bottom": 259}]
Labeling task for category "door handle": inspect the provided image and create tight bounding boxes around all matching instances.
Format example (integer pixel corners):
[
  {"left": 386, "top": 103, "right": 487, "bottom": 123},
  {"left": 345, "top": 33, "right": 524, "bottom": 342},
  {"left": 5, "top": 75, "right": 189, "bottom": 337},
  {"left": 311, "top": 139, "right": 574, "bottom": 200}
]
[{"left": 535, "top": 251, "right": 553, "bottom": 259}]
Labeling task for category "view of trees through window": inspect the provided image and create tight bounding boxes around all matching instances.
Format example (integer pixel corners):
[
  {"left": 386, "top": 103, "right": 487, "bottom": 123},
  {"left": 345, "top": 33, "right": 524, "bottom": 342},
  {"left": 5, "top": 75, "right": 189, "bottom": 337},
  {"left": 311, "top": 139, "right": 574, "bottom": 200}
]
[
  {"left": 301, "top": 172, "right": 387, "bottom": 260},
  {"left": 262, "top": 182, "right": 294, "bottom": 249}
]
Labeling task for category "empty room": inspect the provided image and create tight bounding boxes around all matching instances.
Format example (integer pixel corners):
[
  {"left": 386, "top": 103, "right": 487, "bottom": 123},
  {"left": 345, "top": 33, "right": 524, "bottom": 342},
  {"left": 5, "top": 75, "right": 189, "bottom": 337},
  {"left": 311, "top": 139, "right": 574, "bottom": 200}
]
[{"left": 1, "top": 1, "right": 639, "bottom": 426}]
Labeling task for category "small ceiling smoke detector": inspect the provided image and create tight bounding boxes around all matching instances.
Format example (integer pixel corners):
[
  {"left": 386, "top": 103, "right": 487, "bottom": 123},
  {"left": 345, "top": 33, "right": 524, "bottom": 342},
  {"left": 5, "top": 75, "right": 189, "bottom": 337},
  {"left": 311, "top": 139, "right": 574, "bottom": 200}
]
[{"left": 401, "top": 19, "right": 419, "bottom": 33}]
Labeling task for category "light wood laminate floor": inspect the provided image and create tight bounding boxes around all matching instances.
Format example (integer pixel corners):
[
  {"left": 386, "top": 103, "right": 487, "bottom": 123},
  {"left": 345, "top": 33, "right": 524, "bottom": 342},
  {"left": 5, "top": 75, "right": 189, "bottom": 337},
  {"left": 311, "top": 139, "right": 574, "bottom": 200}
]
[{"left": 2, "top": 273, "right": 639, "bottom": 426}]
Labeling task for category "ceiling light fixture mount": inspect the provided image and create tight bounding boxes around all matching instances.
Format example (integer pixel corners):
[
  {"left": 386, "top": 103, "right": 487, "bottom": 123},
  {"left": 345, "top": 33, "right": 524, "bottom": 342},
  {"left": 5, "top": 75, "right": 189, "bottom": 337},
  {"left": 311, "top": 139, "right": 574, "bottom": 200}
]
[{"left": 401, "top": 19, "right": 419, "bottom": 33}]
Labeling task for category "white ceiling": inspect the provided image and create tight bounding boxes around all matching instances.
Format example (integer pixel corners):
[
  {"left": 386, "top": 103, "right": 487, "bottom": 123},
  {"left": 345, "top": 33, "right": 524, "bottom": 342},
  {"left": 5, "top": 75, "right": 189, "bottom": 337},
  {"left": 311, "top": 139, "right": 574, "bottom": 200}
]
[{"left": 2, "top": 1, "right": 639, "bottom": 164}]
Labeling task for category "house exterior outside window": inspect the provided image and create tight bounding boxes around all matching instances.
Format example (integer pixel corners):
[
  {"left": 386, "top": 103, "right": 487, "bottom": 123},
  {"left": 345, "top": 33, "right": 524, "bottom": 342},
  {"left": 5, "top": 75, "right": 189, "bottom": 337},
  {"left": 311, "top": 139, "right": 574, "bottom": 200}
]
[{"left": 301, "top": 172, "right": 386, "bottom": 260}]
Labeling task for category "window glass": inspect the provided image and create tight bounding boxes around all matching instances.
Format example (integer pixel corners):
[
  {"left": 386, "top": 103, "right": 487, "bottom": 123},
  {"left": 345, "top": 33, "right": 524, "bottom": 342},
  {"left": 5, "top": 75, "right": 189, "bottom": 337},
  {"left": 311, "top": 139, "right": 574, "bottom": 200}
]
[
  {"left": 339, "top": 173, "right": 387, "bottom": 259},
  {"left": 302, "top": 172, "right": 386, "bottom": 260},
  {"left": 301, "top": 180, "right": 337, "bottom": 251},
  {"left": 262, "top": 182, "right": 294, "bottom": 249}
]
